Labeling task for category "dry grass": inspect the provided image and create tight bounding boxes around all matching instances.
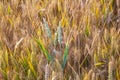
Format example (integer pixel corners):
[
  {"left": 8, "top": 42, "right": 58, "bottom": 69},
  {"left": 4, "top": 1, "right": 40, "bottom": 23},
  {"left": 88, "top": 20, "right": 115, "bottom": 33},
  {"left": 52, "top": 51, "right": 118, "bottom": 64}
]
[{"left": 0, "top": 0, "right": 120, "bottom": 80}]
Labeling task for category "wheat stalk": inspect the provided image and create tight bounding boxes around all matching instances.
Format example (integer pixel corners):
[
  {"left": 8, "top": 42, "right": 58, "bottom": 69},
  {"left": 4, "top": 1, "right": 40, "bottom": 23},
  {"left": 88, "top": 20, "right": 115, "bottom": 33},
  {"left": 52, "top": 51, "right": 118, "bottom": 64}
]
[
  {"left": 108, "top": 56, "right": 116, "bottom": 80},
  {"left": 45, "top": 63, "right": 50, "bottom": 80},
  {"left": 92, "top": 72, "right": 96, "bottom": 80}
]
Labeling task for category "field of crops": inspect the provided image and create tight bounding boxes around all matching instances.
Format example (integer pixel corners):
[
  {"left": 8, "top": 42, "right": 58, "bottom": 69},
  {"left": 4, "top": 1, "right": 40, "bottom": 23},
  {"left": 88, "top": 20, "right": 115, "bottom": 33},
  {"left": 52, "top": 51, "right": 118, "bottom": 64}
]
[{"left": 0, "top": 0, "right": 120, "bottom": 80}]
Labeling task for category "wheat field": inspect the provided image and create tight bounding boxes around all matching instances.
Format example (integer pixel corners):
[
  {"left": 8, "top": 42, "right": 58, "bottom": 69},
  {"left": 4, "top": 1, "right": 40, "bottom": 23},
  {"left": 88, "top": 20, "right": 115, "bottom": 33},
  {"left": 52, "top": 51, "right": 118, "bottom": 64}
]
[{"left": 0, "top": 0, "right": 120, "bottom": 80}]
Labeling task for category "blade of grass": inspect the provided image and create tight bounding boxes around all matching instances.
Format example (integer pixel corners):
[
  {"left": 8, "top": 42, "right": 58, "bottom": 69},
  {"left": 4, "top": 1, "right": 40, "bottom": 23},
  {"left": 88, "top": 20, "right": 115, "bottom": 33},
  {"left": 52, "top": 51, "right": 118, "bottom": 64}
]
[
  {"left": 0, "top": 68, "right": 7, "bottom": 79},
  {"left": 35, "top": 39, "right": 52, "bottom": 62},
  {"left": 28, "top": 61, "right": 37, "bottom": 79},
  {"left": 95, "top": 62, "right": 105, "bottom": 66},
  {"left": 62, "top": 44, "right": 69, "bottom": 69}
]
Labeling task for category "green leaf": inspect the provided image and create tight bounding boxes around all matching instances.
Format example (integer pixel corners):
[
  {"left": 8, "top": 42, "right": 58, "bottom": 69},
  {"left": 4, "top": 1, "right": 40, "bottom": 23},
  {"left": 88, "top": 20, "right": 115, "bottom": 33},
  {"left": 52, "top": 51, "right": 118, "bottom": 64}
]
[
  {"left": 85, "top": 24, "right": 90, "bottom": 36},
  {"left": 62, "top": 44, "right": 69, "bottom": 69},
  {"left": 35, "top": 39, "right": 52, "bottom": 61}
]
